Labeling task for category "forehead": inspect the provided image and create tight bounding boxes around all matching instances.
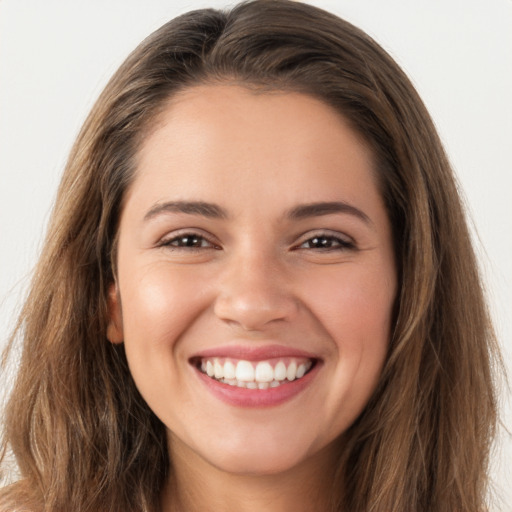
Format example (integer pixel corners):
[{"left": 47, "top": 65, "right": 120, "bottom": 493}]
[
  {"left": 142, "top": 84, "right": 373, "bottom": 165},
  {"left": 127, "top": 84, "right": 382, "bottom": 218}
]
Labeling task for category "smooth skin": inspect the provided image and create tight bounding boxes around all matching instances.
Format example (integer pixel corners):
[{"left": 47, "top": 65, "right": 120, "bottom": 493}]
[{"left": 107, "top": 85, "right": 397, "bottom": 512}]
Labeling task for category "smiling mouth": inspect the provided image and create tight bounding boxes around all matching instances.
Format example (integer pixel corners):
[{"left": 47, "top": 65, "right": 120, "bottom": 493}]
[{"left": 192, "top": 357, "right": 316, "bottom": 389}]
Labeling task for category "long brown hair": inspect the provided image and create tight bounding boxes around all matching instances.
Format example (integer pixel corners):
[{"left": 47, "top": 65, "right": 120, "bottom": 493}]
[{"left": 0, "top": 1, "right": 501, "bottom": 510}]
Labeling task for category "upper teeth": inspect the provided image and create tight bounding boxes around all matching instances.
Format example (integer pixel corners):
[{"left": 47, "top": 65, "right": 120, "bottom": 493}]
[{"left": 200, "top": 357, "right": 313, "bottom": 385}]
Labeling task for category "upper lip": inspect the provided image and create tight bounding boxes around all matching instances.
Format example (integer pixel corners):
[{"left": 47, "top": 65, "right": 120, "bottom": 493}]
[{"left": 191, "top": 344, "right": 320, "bottom": 362}]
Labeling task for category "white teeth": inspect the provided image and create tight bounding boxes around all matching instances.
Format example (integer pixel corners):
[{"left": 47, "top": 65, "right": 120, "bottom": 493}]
[
  {"left": 255, "top": 361, "right": 274, "bottom": 382},
  {"left": 206, "top": 360, "right": 214, "bottom": 377},
  {"left": 214, "top": 360, "right": 224, "bottom": 379},
  {"left": 274, "top": 361, "right": 287, "bottom": 381},
  {"left": 236, "top": 360, "right": 255, "bottom": 382},
  {"left": 286, "top": 361, "right": 297, "bottom": 381},
  {"left": 223, "top": 360, "right": 236, "bottom": 380},
  {"left": 200, "top": 357, "right": 314, "bottom": 388}
]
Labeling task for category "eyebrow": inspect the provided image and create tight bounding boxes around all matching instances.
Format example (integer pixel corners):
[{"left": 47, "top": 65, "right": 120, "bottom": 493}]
[
  {"left": 143, "top": 201, "right": 228, "bottom": 221},
  {"left": 285, "top": 201, "right": 372, "bottom": 226},
  {"left": 143, "top": 200, "right": 372, "bottom": 226}
]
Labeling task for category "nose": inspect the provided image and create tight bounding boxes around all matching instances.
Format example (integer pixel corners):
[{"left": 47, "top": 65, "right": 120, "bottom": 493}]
[{"left": 213, "top": 252, "right": 299, "bottom": 332}]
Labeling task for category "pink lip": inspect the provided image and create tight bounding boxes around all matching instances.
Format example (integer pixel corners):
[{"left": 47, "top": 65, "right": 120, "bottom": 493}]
[
  {"left": 190, "top": 344, "right": 321, "bottom": 408},
  {"left": 191, "top": 344, "right": 319, "bottom": 361},
  {"left": 194, "top": 364, "right": 320, "bottom": 407}
]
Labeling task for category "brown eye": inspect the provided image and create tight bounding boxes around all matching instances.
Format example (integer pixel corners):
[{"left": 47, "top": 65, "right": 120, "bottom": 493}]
[
  {"left": 163, "top": 234, "right": 214, "bottom": 249},
  {"left": 300, "top": 235, "right": 354, "bottom": 251}
]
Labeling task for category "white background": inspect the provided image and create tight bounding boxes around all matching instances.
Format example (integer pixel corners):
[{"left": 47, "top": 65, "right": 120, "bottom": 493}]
[{"left": 0, "top": 0, "right": 510, "bottom": 508}]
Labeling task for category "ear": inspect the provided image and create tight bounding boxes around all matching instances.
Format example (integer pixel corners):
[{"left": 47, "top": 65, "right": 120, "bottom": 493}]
[{"left": 106, "top": 282, "right": 124, "bottom": 344}]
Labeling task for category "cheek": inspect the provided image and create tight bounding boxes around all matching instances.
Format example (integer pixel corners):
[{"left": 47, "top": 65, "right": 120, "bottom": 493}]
[
  {"left": 117, "top": 264, "right": 216, "bottom": 421},
  {"left": 305, "top": 263, "right": 396, "bottom": 350},
  {"left": 302, "top": 264, "right": 395, "bottom": 419},
  {"left": 119, "top": 263, "right": 211, "bottom": 353}
]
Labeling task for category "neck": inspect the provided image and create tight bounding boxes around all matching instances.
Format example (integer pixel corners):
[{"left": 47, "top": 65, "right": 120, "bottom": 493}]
[{"left": 160, "top": 439, "right": 341, "bottom": 512}]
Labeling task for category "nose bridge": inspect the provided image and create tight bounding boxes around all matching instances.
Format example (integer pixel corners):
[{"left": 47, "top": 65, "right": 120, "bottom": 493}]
[{"left": 214, "top": 244, "right": 297, "bottom": 330}]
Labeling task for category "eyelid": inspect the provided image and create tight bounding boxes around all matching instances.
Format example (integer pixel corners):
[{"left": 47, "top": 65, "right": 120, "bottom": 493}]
[
  {"left": 157, "top": 228, "right": 221, "bottom": 249},
  {"left": 155, "top": 228, "right": 355, "bottom": 251},
  {"left": 293, "top": 229, "right": 356, "bottom": 250}
]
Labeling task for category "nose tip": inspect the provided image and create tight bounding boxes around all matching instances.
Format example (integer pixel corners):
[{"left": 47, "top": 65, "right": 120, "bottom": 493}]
[
  {"left": 214, "top": 294, "right": 290, "bottom": 331},
  {"left": 213, "top": 262, "right": 298, "bottom": 332}
]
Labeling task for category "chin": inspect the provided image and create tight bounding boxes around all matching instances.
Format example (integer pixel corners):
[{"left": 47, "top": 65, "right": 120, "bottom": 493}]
[
  {"left": 211, "top": 452, "right": 308, "bottom": 477},
  {"left": 196, "top": 433, "right": 321, "bottom": 477}
]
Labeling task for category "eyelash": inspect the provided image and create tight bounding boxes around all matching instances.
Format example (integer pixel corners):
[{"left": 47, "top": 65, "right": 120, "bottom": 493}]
[
  {"left": 296, "top": 233, "right": 355, "bottom": 251},
  {"left": 159, "top": 232, "right": 219, "bottom": 250},
  {"left": 158, "top": 231, "right": 355, "bottom": 252}
]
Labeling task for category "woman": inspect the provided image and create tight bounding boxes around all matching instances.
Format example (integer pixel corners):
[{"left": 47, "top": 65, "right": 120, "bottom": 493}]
[{"left": 0, "top": 1, "right": 501, "bottom": 510}]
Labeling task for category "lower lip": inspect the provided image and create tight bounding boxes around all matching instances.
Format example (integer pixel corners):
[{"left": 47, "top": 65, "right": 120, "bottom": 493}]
[{"left": 194, "top": 362, "right": 320, "bottom": 408}]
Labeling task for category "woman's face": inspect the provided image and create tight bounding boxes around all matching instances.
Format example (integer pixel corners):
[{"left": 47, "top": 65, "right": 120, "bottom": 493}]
[{"left": 108, "top": 85, "right": 397, "bottom": 476}]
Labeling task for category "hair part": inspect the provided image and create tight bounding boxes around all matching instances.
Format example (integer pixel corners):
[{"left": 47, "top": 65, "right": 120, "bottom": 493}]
[{"left": 1, "top": 1, "right": 501, "bottom": 511}]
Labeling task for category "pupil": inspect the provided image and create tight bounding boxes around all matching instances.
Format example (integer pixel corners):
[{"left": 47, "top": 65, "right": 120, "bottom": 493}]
[
  {"left": 182, "top": 236, "right": 199, "bottom": 246},
  {"left": 312, "top": 237, "right": 330, "bottom": 248},
  {"left": 176, "top": 236, "right": 200, "bottom": 247}
]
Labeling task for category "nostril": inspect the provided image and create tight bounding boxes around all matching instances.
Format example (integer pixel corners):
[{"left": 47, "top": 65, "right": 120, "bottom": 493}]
[{"left": 213, "top": 292, "right": 299, "bottom": 332}]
